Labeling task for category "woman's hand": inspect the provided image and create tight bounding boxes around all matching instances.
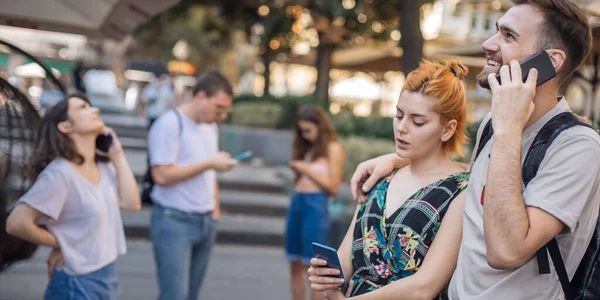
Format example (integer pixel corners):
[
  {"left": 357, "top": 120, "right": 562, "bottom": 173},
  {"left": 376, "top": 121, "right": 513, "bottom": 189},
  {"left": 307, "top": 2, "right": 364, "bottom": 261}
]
[
  {"left": 289, "top": 160, "right": 309, "bottom": 174},
  {"left": 307, "top": 258, "right": 346, "bottom": 292},
  {"left": 99, "top": 127, "right": 124, "bottom": 160},
  {"left": 46, "top": 248, "right": 63, "bottom": 280}
]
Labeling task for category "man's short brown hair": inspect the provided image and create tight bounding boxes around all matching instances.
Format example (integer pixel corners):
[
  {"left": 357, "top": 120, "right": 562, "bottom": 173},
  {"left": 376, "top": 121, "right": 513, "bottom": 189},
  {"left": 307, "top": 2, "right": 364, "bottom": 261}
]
[
  {"left": 512, "top": 0, "right": 592, "bottom": 83},
  {"left": 193, "top": 71, "right": 233, "bottom": 98}
]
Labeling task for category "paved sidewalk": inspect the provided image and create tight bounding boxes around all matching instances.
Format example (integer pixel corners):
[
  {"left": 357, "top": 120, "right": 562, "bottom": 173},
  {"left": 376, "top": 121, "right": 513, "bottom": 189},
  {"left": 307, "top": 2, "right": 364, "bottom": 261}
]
[{"left": 0, "top": 240, "right": 292, "bottom": 300}]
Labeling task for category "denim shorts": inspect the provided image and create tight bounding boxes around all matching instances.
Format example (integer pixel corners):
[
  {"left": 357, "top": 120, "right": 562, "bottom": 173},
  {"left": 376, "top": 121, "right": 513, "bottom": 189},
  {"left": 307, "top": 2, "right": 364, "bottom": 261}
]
[
  {"left": 284, "top": 191, "right": 330, "bottom": 265},
  {"left": 44, "top": 262, "right": 118, "bottom": 300}
]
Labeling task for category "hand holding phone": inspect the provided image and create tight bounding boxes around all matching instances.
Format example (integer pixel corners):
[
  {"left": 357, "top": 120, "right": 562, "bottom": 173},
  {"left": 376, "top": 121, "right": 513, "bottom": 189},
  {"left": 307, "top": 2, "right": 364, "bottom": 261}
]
[
  {"left": 311, "top": 242, "right": 348, "bottom": 290},
  {"left": 232, "top": 150, "right": 253, "bottom": 161},
  {"left": 211, "top": 152, "right": 238, "bottom": 172},
  {"left": 495, "top": 50, "right": 556, "bottom": 86},
  {"left": 489, "top": 51, "right": 549, "bottom": 133}
]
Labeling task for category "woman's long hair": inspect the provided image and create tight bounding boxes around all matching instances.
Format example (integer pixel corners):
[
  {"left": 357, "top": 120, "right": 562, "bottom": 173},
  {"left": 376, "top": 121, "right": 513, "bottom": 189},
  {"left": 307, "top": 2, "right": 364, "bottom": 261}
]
[
  {"left": 30, "top": 93, "right": 107, "bottom": 177},
  {"left": 291, "top": 105, "right": 338, "bottom": 163}
]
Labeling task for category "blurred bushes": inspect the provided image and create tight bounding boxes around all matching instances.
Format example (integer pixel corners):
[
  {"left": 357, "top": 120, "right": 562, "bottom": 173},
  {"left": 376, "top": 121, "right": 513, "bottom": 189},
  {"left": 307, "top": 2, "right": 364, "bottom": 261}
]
[
  {"left": 230, "top": 102, "right": 283, "bottom": 128},
  {"left": 229, "top": 95, "right": 394, "bottom": 140},
  {"left": 231, "top": 95, "right": 322, "bottom": 129},
  {"left": 339, "top": 136, "right": 396, "bottom": 182}
]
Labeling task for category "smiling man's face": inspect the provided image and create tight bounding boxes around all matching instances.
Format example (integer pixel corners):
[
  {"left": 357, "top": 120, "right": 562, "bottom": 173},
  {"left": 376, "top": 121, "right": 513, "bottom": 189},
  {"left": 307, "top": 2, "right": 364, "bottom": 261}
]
[{"left": 477, "top": 4, "right": 544, "bottom": 89}]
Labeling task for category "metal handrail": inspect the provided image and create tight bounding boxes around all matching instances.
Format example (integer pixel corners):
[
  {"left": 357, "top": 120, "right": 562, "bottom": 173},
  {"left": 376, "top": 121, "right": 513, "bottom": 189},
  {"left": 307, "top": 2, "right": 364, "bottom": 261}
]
[{"left": 0, "top": 39, "right": 67, "bottom": 94}]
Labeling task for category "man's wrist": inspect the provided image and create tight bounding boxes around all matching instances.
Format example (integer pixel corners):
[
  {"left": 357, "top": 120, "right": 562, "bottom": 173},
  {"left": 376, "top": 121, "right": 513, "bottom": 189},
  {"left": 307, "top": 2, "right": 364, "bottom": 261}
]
[
  {"left": 490, "top": 128, "right": 523, "bottom": 163},
  {"left": 492, "top": 120, "right": 525, "bottom": 137},
  {"left": 493, "top": 127, "right": 523, "bottom": 143},
  {"left": 206, "top": 159, "right": 216, "bottom": 170}
]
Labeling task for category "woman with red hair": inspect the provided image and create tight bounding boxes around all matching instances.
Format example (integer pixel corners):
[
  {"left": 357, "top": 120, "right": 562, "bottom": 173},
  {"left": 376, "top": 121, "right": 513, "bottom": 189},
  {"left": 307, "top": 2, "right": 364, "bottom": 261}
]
[{"left": 307, "top": 60, "right": 471, "bottom": 300}]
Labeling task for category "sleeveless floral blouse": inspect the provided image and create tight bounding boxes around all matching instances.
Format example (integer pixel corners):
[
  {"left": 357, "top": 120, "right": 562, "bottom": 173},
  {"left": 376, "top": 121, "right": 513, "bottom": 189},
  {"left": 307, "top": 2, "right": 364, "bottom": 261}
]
[{"left": 349, "top": 170, "right": 470, "bottom": 296}]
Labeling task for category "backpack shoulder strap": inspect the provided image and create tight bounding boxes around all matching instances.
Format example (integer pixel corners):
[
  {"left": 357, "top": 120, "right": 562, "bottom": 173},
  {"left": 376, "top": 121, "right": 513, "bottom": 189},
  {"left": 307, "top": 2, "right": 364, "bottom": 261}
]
[
  {"left": 528, "top": 112, "right": 594, "bottom": 300},
  {"left": 141, "top": 109, "right": 184, "bottom": 203},
  {"left": 547, "top": 239, "right": 574, "bottom": 300},
  {"left": 474, "top": 119, "right": 494, "bottom": 162},
  {"left": 522, "top": 112, "right": 593, "bottom": 186},
  {"left": 172, "top": 109, "right": 183, "bottom": 137}
]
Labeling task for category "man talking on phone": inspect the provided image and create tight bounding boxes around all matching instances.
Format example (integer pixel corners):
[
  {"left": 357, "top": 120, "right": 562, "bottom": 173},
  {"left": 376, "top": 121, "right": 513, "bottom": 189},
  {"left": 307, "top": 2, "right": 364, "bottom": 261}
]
[
  {"left": 147, "top": 72, "right": 238, "bottom": 300},
  {"left": 345, "top": 1, "right": 600, "bottom": 299}
]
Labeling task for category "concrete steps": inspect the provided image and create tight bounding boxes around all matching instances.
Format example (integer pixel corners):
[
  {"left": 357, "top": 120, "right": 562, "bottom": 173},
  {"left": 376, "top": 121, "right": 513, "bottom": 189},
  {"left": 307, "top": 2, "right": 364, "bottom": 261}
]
[
  {"left": 219, "top": 190, "right": 289, "bottom": 217},
  {"left": 122, "top": 207, "right": 286, "bottom": 247}
]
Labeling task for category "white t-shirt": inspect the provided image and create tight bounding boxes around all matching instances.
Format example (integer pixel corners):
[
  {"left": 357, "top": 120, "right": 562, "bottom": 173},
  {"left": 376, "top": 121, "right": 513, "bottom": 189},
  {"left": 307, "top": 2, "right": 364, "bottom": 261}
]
[
  {"left": 449, "top": 99, "right": 600, "bottom": 300},
  {"left": 148, "top": 110, "right": 218, "bottom": 213},
  {"left": 18, "top": 159, "right": 127, "bottom": 275}
]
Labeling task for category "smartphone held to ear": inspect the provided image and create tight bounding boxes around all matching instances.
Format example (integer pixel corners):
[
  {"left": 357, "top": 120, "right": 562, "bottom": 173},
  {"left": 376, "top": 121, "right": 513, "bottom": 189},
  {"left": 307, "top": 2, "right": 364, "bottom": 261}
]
[
  {"left": 495, "top": 50, "right": 556, "bottom": 86},
  {"left": 96, "top": 133, "right": 113, "bottom": 153}
]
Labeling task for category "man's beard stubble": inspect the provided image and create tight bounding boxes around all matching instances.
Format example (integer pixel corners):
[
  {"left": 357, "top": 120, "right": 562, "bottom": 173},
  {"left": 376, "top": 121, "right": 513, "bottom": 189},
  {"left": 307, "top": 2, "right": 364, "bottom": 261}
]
[{"left": 477, "top": 70, "right": 492, "bottom": 90}]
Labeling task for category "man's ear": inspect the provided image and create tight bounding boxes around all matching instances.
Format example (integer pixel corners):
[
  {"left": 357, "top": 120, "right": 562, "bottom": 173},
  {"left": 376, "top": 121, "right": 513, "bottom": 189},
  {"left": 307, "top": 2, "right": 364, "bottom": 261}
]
[
  {"left": 193, "top": 90, "right": 206, "bottom": 102},
  {"left": 547, "top": 49, "right": 567, "bottom": 74}
]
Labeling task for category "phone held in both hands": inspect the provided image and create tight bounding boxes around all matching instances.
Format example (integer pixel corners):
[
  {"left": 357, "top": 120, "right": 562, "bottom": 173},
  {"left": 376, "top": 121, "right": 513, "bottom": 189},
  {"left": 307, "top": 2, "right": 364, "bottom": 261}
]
[
  {"left": 495, "top": 50, "right": 556, "bottom": 86},
  {"left": 95, "top": 133, "right": 113, "bottom": 153},
  {"left": 312, "top": 242, "right": 348, "bottom": 290}
]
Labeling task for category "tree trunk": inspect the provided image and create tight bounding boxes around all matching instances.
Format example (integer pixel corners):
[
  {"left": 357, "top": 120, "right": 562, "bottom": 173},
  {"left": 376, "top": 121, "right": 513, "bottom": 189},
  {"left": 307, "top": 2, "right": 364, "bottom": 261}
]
[
  {"left": 399, "top": 0, "right": 424, "bottom": 75},
  {"left": 263, "top": 46, "right": 272, "bottom": 95},
  {"left": 314, "top": 43, "right": 335, "bottom": 109}
]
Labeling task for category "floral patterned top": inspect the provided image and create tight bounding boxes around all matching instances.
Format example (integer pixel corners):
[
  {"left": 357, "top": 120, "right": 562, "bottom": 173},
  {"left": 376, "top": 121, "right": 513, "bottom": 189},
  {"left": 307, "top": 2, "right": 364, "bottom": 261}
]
[{"left": 349, "top": 170, "right": 470, "bottom": 297}]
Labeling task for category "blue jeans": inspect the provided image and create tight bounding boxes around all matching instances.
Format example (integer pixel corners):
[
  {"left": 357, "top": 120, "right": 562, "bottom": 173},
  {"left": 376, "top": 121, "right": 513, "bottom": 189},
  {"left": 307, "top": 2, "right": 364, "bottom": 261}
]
[
  {"left": 150, "top": 204, "right": 218, "bottom": 300},
  {"left": 44, "top": 262, "right": 117, "bottom": 300},
  {"left": 285, "top": 191, "right": 330, "bottom": 264}
]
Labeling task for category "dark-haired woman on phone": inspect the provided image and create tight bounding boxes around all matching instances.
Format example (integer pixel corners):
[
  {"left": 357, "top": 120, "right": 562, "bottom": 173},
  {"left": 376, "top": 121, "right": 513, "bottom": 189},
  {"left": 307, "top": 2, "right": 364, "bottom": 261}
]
[
  {"left": 286, "top": 105, "right": 345, "bottom": 300},
  {"left": 5, "top": 93, "right": 140, "bottom": 300}
]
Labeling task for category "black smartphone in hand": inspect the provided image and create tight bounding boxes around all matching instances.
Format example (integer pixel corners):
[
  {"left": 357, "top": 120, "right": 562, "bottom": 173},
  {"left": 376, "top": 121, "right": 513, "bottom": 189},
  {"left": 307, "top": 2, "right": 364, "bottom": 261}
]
[
  {"left": 312, "top": 242, "right": 348, "bottom": 291},
  {"left": 495, "top": 50, "right": 556, "bottom": 86},
  {"left": 96, "top": 133, "right": 113, "bottom": 153}
]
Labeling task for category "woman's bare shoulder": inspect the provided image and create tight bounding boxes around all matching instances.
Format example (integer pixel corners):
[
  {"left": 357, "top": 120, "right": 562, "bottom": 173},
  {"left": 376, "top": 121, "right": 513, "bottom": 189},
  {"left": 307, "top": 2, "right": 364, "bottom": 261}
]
[{"left": 327, "top": 141, "right": 343, "bottom": 152}]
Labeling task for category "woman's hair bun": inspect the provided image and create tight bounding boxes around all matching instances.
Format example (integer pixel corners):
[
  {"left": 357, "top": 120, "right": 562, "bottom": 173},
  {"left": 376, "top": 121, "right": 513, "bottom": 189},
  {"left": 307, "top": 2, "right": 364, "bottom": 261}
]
[{"left": 446, "top": 60, "right": 468, "bottom": 80}]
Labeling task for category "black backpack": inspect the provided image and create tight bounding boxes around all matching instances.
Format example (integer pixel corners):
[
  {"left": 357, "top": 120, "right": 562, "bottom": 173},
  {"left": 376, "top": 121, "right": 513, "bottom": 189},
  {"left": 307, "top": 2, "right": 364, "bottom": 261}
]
[
  {"left": 140, "top": 109, "right": 183, "bottom": 204},
  {"left": 474, "top": 111, "right": 600, "bottom": 300}
]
